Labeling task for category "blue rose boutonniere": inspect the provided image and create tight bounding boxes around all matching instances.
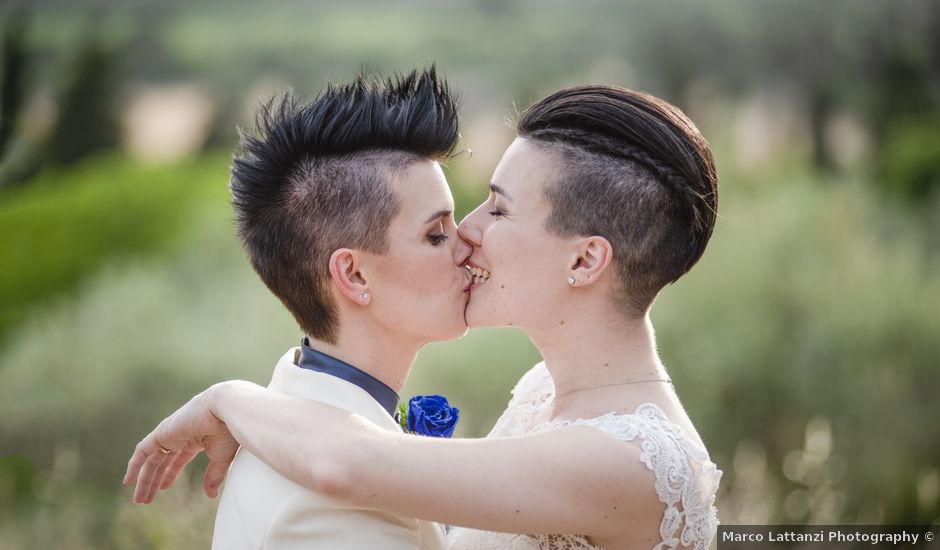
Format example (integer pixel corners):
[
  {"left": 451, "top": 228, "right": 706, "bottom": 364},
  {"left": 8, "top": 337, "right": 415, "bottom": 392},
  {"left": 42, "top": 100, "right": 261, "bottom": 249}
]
[{"left": 397, "top": 395, "right": 459, "bottom": 438}]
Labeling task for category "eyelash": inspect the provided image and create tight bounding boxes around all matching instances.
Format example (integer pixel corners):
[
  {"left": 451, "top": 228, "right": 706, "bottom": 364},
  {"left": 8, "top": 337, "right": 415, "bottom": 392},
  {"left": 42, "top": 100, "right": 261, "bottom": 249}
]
[
  {"left": 488, "top": 209, "right": 504, "bottom": 218},
  {"left": 427, "top": 234, "right": 449, "bottom": 246}
]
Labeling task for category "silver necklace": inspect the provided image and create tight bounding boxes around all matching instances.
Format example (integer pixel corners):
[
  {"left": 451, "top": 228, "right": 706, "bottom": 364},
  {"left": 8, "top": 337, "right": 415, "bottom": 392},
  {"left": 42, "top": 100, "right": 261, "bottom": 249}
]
[{"left": 554, "top": 377, "right": 672, "bottom": 400}]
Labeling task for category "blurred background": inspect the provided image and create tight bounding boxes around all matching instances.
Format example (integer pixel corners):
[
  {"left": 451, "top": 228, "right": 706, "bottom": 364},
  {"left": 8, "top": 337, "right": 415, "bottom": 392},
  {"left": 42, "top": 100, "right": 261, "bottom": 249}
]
[{"left": 1, "top": 0, "right": 939, "bottom": 547}]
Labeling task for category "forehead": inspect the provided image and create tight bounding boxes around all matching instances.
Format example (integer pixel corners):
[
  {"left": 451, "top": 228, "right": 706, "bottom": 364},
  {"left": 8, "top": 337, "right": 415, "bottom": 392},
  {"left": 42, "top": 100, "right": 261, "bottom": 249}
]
[
  {"left": 491, "top": 138, "right": 557, "bottom": 201},
  {"left": 388, "top": 160, "right": 454, "bottom": 225}
]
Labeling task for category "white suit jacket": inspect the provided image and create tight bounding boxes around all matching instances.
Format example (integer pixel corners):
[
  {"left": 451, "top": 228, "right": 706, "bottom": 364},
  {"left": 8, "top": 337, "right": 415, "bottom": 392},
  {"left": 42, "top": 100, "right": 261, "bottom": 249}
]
[{"left": 212, "top": 348, "right": 446, "bottom": 550}]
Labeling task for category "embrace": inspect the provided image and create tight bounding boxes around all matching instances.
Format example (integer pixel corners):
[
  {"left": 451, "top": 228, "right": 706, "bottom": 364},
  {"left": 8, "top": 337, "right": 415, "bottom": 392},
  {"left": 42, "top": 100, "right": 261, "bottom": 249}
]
[{"left": 124, "top": 67, "right": 722, "bottom": 550}]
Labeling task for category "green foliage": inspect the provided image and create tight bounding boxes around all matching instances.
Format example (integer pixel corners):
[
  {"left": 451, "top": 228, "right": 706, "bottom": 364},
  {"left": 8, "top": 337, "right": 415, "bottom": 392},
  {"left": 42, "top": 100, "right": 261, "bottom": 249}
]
[
  {"left": 879, "top": 112, "right": 940, "bottom": 200},
  {"left": 1, "top": 10, "right": 29, "bottom": 157},
  {"left": 654, "top": 177, "right": 940, "bottom": 524},
  {"left": 45, "top": 41, "right": 122, "bottom": 165},
  {"left": 0, "top": 153, "right": 229, "bottom": 343},
  {"left": 0, "top": 207, "right": 286, "bottom": 547}
]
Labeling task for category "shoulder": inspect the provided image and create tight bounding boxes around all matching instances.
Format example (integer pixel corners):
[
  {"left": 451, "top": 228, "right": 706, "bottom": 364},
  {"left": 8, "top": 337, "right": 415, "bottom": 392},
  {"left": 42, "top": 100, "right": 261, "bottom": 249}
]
[
  {"left": 565, "top": 404, "right": 722, "bottom": 498},
  {"left": 559, "top": 405, "right": 723, "bottom": 547},
  {"left": 519, "top": 419, "right": 666, "bottom": 542}
]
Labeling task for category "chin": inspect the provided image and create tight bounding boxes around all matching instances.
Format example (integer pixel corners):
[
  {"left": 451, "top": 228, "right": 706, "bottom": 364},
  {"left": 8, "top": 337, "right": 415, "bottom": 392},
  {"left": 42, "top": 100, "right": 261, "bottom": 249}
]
[
  {"left": 425, "top": 323, "right": 468, "bottom": 343},
  {"left": 448, "top": 325, "right": 470, "bottom": 340},
  {"left": 428, "top": 309, "right": 470, "bottom": 342}
]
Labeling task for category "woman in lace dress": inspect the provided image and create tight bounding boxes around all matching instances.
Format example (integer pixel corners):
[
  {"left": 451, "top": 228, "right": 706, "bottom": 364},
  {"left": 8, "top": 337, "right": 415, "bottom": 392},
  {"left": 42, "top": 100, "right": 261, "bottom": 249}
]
[{"left": 126, "top": 85, "right": 722, "bottom": 550}]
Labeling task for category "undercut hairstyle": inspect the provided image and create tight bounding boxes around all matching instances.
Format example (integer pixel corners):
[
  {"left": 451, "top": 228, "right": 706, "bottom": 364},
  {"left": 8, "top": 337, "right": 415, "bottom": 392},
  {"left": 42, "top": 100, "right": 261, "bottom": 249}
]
[
  {"left": 231, "top": 68, "right": 459, "bottom": 343},
  {"left": 517, "top": 85, "right": 718, "bottom": 316}
]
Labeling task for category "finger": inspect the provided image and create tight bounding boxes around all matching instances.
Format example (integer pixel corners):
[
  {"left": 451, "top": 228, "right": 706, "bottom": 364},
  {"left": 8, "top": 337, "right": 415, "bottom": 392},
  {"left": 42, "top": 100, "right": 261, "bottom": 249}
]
[
  {"left": 124, "top": 448, "right": 145, "bottom": 486},
  {"left": 159, "top": 448, "right": 199, "bottom": 490},
  {"left": 204, "top": 458, "right": 233, "bottom": 498},
  {"left": 133, "top": 447, "right": 174, "bottom": 504},
  {"left": 125, "top": 432, "right": 161, "bottom": 487},
  {"left": 144, "top": 448, "right": 184, "bottom": 504},
  {"left": 158, "top": 448, "right": 198, "bottom": 490},
  {"left": 125, "top": 436, "right": 156, "bottom": 485},
  {"left": 125, "top": 426, "right": 183, "bottom": 486}
]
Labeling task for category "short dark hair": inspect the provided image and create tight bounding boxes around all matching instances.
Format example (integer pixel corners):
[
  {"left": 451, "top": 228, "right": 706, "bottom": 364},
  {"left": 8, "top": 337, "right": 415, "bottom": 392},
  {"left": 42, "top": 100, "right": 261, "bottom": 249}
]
[
  {"left": 231, "top": 68, "right": 459, "bottom": 343},
  {"left": 517, "top": 85, "right": 718, "bottom": 315}
]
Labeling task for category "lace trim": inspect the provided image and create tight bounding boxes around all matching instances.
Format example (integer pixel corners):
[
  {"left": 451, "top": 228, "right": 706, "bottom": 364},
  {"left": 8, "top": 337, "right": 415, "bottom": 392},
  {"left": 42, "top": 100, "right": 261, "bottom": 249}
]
[
  {"left": 534, "top": 534, "right": 600, "bottom": 549},
  {"left": 485, "top": 363, "right": 554, "bottom": 437},
  {"left": 536, "top": 404, "right": 721, "bottom": 550}
]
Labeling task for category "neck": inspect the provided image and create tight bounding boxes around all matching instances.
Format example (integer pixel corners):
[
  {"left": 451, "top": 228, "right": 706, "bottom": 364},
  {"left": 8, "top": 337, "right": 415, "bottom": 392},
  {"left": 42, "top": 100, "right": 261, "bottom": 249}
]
[
  {"left": 526, "top": 300, "right": 668, "bottom": 402},
  {"left": 305, "top": 320, "right": 422, "bottom": 393}
]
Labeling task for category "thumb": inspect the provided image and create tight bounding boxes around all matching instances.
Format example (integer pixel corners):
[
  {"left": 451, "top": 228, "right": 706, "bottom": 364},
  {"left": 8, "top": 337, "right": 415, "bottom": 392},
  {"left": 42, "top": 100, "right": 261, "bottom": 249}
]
[{"left": 204, "top": 457, "right": 234, "bottom": 498}]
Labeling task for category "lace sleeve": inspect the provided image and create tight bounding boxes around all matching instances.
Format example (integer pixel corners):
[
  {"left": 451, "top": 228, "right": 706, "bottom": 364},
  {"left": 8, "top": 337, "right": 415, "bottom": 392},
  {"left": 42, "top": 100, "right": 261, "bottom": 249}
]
[{"left": 564, "top": 404, "right": 722, "bottom": 550}]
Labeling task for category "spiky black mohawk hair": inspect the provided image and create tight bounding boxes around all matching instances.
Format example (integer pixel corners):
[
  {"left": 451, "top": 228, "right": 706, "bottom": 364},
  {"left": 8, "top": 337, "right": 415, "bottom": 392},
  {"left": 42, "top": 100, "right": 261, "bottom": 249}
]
[
  {"left": 228, "top": 67, "right": 460, "bottom": 344},
  {"left": 231, "top": 66, "right": 459, "bottom": 226}
]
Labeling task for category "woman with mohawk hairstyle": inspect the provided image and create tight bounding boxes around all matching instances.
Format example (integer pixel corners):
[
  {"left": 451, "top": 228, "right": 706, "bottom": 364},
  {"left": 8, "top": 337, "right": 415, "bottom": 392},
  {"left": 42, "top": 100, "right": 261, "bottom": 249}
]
[
  {"left": 127, "top": 75, "right": 723, "bottom": 550},
  {"left": 181, "top": 67, "right": 466, "bottom": 550}
]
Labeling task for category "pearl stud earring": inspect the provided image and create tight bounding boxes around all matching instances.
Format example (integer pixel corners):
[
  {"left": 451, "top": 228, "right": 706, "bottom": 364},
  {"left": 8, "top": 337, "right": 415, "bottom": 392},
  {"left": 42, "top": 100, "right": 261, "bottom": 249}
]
[
  {"left": 360, "top": 292, "right": 370, "bottom": 300},
  {"left": 568, "top": 276, "right": 576, "bottom": 285}
]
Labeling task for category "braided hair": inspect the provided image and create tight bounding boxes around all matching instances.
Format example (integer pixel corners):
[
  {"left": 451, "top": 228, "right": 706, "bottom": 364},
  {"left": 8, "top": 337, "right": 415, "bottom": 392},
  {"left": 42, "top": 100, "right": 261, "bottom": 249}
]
[{"left": 517, "top": 85, "right": 718, "bottom": 315}]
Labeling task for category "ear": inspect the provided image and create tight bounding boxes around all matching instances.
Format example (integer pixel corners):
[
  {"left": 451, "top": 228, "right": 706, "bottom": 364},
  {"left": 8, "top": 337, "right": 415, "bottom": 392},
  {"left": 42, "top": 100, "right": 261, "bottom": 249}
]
[
  {"left": 568, "top": 236, "right": 613, "bottom": 287},
  {"left": 328, "top": 248, "right": 371, "bottom": 305}
]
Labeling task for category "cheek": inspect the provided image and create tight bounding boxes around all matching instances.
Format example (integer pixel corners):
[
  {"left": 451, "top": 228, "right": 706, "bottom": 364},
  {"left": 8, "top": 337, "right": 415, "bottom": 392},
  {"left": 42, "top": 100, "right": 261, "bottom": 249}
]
[
  {"left": 416, "top": 251, "right": 457, "bottom": 295},
  {"left": 486, "top": 227, "right": 566, "bottom": 311},
  {"left": 489, "top": 224, "right": 554, "bottom": 278},
  {"left": 382, "top": 249, "right": 455, "bottom": 301},
  {"left": 387, "top": 250, "right": 464, "bottom": 334}
]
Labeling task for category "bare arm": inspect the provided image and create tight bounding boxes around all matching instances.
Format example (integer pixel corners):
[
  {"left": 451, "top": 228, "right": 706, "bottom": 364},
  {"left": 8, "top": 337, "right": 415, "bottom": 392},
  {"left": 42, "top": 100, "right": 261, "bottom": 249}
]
[{"left": 125, "top": 380, "right": 660, "bottom": 539}]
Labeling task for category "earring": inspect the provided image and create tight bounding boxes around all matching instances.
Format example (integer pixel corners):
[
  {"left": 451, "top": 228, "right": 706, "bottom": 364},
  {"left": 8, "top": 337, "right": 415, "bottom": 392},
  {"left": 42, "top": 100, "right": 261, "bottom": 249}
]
[
  {"left": 360, "top": 292, "right": 370, "bottom": 301},
  {"left": 568, "top": 276, "right": 576, "bottom": 285}
]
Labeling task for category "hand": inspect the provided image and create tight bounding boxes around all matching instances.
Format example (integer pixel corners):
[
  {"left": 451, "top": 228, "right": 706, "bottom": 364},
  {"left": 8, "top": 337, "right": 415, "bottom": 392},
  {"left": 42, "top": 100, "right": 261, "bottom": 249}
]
[{"left": 123, "top": 384, "right": 241, "bottom": 504}]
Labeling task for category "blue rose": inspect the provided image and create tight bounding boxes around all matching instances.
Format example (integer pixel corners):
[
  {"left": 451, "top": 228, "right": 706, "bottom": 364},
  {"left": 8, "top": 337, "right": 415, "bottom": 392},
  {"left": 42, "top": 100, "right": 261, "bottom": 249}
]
[{"left": 406, "top": 395, "right": 459, "bottom": 438}]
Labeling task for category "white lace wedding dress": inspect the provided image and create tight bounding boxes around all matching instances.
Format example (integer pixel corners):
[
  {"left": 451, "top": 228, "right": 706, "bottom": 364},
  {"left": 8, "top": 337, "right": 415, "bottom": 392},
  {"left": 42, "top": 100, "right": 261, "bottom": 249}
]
[{"left": 446, "top": 363, "right": 722, "bottom": 550}]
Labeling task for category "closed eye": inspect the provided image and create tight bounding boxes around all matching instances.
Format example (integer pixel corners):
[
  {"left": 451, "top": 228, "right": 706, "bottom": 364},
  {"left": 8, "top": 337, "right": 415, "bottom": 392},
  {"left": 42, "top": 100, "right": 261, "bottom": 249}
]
[{"left": 427, "top": 234, "right": 450, "bottom": 246}]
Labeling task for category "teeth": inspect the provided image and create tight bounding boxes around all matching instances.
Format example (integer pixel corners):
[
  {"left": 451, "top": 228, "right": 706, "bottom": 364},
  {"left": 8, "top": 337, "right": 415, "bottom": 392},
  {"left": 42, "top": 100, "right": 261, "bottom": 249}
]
[{"left": 466, "top": 265, "right": 491, "bottom": 284}]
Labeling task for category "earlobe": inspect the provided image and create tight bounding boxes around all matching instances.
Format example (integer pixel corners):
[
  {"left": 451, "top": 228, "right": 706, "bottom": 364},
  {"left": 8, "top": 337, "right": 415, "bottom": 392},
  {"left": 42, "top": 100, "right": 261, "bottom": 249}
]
[{"left": 328, "top": 249, "right": 370, "bottom": 305}]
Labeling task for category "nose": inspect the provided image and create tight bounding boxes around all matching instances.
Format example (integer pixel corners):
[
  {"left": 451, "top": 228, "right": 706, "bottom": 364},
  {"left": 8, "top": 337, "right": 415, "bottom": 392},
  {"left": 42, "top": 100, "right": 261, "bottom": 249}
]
[
  {"left": 456, "top": 208, "right": 483, "bottom": 248},
  {"left": 453, "top": 232, "right": 472, "bottom": 266}
]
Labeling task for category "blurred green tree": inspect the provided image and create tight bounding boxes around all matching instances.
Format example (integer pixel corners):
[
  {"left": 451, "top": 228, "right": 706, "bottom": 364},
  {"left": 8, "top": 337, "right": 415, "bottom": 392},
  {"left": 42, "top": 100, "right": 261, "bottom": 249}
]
[{"left": 47, "top": 40, "right": 121, "bottom": 165}]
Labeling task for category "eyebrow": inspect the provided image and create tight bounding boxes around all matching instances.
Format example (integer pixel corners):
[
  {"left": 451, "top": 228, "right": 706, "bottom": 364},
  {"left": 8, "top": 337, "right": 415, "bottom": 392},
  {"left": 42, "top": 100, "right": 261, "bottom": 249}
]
[
  {"left": 423, "top": 209, "right": 452, "bottom": 224},
  {"left": 490, "top": 183, "right": 513, "bottom": 202}
]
